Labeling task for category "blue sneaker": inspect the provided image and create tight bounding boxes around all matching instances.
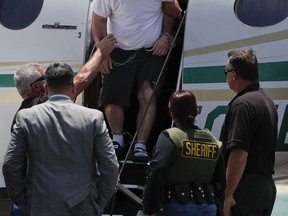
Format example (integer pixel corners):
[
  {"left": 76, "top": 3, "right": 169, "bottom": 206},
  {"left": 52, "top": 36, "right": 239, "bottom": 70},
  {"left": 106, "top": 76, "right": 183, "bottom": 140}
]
[
  {"left": 113, "top": 141, "right": 124, "bottom": 159},
  {"left": 131, "top": 146, "right": 149, "bottom": 162}
]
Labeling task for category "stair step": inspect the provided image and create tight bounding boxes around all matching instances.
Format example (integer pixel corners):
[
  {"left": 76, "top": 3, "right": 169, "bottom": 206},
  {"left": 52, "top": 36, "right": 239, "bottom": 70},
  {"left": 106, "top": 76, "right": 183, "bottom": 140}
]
[
  {"left": 118, "top": 160, "right": 148, "bottom": 186},
  {"left": 104, "top": 160, "right": 148, "bottom": 216}
]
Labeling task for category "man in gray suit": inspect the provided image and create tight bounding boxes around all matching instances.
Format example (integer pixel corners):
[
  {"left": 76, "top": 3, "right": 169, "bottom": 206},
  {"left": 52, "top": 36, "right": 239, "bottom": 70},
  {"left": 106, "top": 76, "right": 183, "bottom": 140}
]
[{"left": 3, "top": 62, "right": 119, "bottom": 216}]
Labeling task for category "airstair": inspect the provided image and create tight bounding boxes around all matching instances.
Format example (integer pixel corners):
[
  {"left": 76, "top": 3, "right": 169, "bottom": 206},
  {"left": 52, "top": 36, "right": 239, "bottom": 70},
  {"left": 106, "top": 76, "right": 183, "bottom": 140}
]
[{"left": 104, "top": 160, "right": 148, "bottom": 216}]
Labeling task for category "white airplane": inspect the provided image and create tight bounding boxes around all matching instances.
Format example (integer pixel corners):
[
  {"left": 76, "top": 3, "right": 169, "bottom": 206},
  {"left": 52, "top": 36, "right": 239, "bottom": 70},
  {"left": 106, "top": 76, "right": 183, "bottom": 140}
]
[
  {"left": 0, "top": 0, "right": 92, "bottom": 189},
  {"left": 181, "top": 0, "right": 288, "bottom": 181},
  {"left": 0, "top": 0, "right": 287, "bottom": 214}
]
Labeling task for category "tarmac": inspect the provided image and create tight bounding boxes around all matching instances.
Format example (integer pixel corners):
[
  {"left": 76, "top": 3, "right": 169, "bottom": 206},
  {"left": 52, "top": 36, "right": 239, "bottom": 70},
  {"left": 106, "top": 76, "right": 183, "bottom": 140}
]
[
  {"left": 1, "top": 181, "right": 288, "bottom": 216},
  {"left": 272, "top": 180, "right": 288, "bottom": 216}
]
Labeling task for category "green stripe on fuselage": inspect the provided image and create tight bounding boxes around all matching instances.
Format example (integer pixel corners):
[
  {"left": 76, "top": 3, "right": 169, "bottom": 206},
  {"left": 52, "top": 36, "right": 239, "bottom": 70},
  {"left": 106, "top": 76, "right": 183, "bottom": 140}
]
[
  {"left": 0, "top": 72, "right": 78, "bottom": 87},
  {"left": 183, "top": 61, "right": 288, "bottom": 84},
  {"left": 0, "top": 74, "right": 14, "bottom": 87}
]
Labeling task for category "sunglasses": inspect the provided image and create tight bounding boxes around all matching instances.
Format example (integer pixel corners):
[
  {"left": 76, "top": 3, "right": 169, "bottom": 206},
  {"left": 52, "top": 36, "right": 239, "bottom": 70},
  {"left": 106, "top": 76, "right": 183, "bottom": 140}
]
[
  {"left": 30, "top": 75, "right": 45, "bottom": 87},
  {"left": 224, "top": 68, "right": 235, "bottom": 76}
]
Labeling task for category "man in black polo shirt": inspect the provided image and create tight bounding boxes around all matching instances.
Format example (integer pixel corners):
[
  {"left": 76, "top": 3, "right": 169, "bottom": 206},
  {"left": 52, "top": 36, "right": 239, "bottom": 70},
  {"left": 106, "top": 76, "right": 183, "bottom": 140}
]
[{"left": 220, "top": 49, "right": 278, "bottom": 216}]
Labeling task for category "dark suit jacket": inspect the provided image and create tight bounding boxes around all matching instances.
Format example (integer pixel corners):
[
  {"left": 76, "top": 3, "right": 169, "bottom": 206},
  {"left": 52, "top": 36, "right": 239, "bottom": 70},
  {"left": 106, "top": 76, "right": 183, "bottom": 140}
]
[{"left": 10, "top": 93, "right": 48, "bottom": 132}]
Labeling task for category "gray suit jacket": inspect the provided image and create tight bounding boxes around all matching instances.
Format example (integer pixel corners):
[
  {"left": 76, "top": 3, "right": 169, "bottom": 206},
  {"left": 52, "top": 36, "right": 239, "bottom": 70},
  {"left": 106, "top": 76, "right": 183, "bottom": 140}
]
[{"left": 3, "top": 95, "right": 119, "bottom": 216}]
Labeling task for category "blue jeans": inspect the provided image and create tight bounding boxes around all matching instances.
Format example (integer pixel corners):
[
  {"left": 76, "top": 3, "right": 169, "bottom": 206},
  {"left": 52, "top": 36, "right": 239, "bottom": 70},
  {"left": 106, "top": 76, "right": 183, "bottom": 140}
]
[
  {"left": 159, "top": 200, "right": 217, "bottom": 216},
  {"left": 10, "top": 202, "right": 24, "bottom": 216}
]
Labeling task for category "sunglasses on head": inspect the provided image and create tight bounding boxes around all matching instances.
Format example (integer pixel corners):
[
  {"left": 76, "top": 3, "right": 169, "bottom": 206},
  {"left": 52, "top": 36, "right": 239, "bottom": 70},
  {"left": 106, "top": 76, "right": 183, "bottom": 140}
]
[{"left": 30, "top": 75, "right": 45, "bottom": 87}]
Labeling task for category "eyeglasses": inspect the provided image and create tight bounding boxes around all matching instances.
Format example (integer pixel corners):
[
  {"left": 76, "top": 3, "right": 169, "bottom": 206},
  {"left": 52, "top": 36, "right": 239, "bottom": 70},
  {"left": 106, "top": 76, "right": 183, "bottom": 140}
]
[
  {"left": 30, "top": 75, "right": 45, "bottom": 87},
  {"left": 224, "top": 68, "right": 235, "bottom": 76}
]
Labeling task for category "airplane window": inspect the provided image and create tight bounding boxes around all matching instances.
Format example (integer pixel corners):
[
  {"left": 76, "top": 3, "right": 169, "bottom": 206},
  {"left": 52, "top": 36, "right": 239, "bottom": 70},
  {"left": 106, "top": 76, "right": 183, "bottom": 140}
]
[
  {"left": 235, "top": 0, "right": 288, "bottom": 27},
  {"left": 0, "top": 0, "right": 44, "bottom": 30}
]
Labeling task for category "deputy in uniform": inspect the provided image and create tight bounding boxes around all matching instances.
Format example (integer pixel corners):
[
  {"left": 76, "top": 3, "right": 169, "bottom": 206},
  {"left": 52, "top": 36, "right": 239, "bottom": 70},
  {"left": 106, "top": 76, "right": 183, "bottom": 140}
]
[{"left": 142, "top": 90, "right": 225, "bottom": 216}]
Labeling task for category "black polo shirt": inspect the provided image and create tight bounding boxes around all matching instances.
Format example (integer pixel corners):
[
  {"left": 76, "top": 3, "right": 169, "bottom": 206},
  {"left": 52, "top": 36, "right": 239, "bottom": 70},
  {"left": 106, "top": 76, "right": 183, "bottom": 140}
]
[{"left": 220, "top": 82, "right": 278, "bottom": 175}]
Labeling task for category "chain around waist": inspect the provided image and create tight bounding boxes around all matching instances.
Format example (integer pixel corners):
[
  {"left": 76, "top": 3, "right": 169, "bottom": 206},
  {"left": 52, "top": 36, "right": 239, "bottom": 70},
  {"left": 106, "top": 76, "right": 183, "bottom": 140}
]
[{"left": 112, "top": 47, "right": 153, "bottom": 67}]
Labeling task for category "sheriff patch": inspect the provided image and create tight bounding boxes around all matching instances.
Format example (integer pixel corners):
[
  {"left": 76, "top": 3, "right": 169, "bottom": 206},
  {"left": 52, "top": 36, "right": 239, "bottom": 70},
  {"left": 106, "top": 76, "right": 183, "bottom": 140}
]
[{"left": 182, "top": 140, "right": 220, "bottom": 160}]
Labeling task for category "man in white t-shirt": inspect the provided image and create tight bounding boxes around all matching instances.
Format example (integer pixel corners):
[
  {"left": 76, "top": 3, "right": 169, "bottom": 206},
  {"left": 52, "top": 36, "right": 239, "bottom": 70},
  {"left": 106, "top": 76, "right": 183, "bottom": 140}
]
[{"left": 91, "top": 0, "right": 175, "bottom": 162}]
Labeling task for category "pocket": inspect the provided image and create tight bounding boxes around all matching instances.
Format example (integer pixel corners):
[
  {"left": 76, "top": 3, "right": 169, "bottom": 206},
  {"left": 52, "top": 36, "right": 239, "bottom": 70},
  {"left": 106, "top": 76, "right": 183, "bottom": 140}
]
[
  {"left": 174, "top": 184, "right": 190, "bottom": 203},
  {"left": 66, "top": 190, "right": 101, "bottom": 216}
]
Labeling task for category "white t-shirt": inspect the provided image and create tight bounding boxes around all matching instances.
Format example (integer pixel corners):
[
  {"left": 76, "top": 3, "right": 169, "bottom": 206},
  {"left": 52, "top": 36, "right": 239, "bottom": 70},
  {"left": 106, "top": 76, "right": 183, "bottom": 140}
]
[{"left": 92, "top": 0, "right": 173, "bottom": 50}]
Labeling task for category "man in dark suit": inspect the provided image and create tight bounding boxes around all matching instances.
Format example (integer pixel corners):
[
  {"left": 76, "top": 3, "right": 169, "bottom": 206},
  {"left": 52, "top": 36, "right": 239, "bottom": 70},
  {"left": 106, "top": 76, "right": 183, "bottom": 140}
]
[
  {"left": 3, "top": 61, "right": 119, "bottom": 216},
  {"left": 10, "top": 62, "right": 47, "bottom": 132}
]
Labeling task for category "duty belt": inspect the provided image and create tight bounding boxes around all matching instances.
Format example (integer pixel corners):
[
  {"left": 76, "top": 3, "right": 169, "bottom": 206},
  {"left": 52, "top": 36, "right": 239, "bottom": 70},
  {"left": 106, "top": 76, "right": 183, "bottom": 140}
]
[{"left": 164, "top": 181, "right": 215, "bottom": 204}]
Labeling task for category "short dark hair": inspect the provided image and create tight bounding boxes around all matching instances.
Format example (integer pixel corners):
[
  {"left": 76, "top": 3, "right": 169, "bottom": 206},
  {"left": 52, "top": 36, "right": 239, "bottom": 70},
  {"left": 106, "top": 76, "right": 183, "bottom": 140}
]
[
  {"left": 168, "top": 90, "right": 198, "bottom": 127},
  {"left": 45, "top": 62, "right": 74, "bottom": 89},
  {"left": 227, "top": 49, "right": 258, "bottom": 82}
]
